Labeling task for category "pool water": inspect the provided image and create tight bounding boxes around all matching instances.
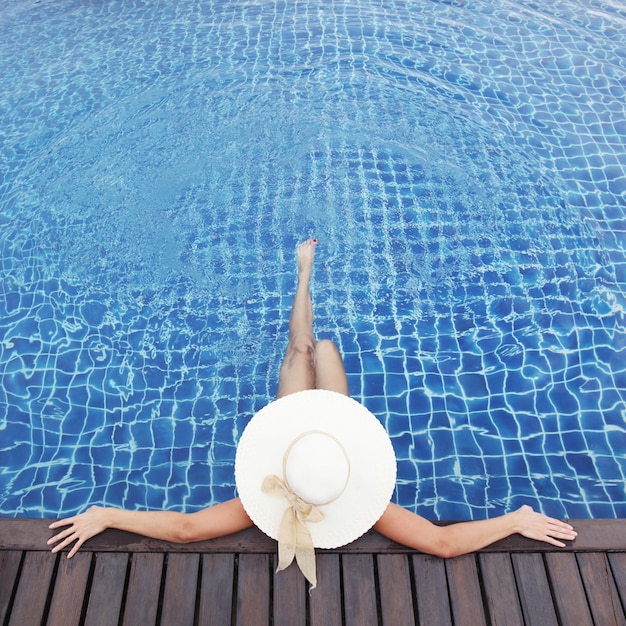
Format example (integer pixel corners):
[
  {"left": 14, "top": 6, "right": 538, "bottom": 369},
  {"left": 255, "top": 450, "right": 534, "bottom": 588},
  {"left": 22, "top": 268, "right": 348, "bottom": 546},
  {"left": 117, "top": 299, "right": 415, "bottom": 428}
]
[{"left": 0, "top": 0, "right": 625, "bottom": 520}]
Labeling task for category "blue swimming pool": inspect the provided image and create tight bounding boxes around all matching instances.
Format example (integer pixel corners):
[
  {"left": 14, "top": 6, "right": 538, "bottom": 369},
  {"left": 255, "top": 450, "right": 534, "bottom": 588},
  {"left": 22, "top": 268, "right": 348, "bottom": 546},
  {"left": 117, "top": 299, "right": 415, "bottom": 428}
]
[{"left": 0, "top": 0, "right": 624, "bottom": 521}]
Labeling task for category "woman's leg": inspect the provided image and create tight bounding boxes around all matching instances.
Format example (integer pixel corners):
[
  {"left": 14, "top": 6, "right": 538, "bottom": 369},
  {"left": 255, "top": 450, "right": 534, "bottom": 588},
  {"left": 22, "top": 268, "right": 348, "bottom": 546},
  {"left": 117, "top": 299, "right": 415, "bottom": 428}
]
[
  {"left": 277, "top": 240, "right": 317, "bottom": 398},
  {"left": 277, "top": 239, "right": 349, "bottom": 399},
  {"left": 314, "top": 339, "right": 349, "bottom": 396}
]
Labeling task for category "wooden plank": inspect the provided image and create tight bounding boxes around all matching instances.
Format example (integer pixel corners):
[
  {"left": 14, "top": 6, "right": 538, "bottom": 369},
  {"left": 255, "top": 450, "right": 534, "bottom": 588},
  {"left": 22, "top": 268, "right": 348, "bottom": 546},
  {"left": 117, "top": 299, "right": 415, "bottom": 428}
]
[
  {"left": 4, "top": 518, "right": 625, "bottom": 553},
  {"left": 309, "top": 554, "right": 342, "bottom": 626},
  {"left": 412, "top": 554, "right": 452, "bottom": 626},
  {"left": 577, "top": 553, "right": 626, "bottom": 626},
  {"left": 83, "top": 553, "right": 129, "bottom": 626},
  {"left": 446, "top": 555, "right": 487, "bottom": 626},
  {"left": 273, "top": 555, "right": 306, "bottom": 626},
  {"left": 8, "top": 551, "right": 56, "bottom": 626},
  {"left": 2, "top": 522, "right": 626, "bottom": 626},
  {"left": 46, "top": 552, "right": 92, "bottom": 625},
  {"left": 0, "top": 551, "right": 22, "bottom": 624},
  {"left": 198, "top": 553, "right": 235, "bottom": 626},
  {"left": 236, "top": 554, "right": 271, "bottom": 626},
  {"left": 608, "top": 553, "right": 626, "bottom": 610},
  {"left": 377, "top": 554, "right": 416, "bottom": 625},
  {"left": 121, "top": 552, "right": 164, "bottom": 626},
  {"left": 544, "top": 552, "right": 593, "bottom": 626},
  {"left": 478, "top": 553, "right": 524, "bottom": 626},
  {"left": 511, "top": 553, "right": 559, "bottom": 626},
  {"left": 342, "top": 554, "right": 378, "bottom": 626},
  {"left": 160, "top": 553, "right": 200, "bottom": 626}
]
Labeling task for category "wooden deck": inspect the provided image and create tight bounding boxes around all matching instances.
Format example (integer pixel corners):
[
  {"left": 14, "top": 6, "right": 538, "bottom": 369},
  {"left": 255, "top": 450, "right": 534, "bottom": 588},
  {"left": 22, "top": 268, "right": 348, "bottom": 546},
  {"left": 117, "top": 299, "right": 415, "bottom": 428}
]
[{"left": 1, "top": 518, "right": 625, "bottom": 625}]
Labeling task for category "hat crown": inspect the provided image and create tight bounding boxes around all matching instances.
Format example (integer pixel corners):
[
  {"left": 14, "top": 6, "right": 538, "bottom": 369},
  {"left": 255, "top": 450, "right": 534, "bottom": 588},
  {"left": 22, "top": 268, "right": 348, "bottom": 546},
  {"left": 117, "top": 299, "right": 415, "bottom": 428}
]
[{"left": 284, "top": 431, "right": 350, "bottom": 506}]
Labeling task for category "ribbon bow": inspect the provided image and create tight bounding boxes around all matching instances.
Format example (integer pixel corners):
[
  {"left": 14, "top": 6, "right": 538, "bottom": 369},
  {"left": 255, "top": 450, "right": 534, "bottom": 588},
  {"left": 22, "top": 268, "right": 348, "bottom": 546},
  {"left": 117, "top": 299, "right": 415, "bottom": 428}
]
[{"left": 262, "top": 474, "right": 324, "bottom": 588}]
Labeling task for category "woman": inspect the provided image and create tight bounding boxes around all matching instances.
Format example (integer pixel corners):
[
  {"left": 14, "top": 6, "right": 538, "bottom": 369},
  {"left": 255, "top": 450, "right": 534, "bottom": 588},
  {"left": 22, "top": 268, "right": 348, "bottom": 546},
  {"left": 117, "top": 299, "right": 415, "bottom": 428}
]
[{"left": 48, "top": 239, "right": 576, "bottom": 559}]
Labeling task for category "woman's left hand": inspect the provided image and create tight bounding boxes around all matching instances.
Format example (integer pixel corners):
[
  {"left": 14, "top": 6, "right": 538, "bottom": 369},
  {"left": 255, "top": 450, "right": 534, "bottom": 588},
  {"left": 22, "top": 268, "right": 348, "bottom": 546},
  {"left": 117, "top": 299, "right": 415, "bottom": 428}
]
[{"left": 47, "top": 505, "right": 110, "bottom": 558}]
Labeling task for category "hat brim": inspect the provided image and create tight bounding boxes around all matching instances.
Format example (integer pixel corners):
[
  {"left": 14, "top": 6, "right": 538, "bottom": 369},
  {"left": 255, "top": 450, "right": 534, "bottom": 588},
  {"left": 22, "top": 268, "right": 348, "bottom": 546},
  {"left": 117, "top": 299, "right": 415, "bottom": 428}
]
[{"left": 235, "top": 389, "right": 397, "bottom": 549}]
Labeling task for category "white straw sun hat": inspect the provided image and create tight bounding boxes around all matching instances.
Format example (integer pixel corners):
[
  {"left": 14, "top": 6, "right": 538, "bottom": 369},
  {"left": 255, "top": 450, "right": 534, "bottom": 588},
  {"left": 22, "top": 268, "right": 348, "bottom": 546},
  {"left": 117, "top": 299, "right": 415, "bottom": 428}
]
[{"left": 235, "top": 389, "right": 397, "bottom": 588}]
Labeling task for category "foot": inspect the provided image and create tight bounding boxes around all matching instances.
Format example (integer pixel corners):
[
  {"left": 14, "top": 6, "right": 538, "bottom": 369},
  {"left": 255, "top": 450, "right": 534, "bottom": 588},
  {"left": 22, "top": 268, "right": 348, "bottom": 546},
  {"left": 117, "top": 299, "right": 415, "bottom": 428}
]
[{"left": 297, "top": 239, "right": 317, "bottom": 283}]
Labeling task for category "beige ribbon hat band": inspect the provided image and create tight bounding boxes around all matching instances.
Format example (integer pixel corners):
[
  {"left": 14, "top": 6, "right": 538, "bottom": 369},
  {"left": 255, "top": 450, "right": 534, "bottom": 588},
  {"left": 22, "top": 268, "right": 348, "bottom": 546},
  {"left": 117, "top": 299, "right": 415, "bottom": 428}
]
[
  {"left": 261, "top": 474, "right": 323, "bottom": 587},
  {"left": 261, "top": 430, "right": 351, "bottom": 588}
]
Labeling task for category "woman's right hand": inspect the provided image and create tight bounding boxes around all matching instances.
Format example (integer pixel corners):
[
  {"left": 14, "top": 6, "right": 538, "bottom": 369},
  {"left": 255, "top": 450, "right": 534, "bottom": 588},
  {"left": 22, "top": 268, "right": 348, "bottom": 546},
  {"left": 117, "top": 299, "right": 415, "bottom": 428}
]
[
  {"left": 511, "top": 504, "right": 577, "bottom": 547},
  {"left": 47, "top": 505, "right": 111, "bottom": 558}
]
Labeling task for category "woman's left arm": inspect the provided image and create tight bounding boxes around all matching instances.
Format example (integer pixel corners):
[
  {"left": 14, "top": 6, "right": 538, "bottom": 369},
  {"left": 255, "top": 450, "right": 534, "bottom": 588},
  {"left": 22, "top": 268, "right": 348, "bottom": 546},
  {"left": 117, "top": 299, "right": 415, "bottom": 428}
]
[
  {"left": 373, "top": 503, "right": 577, "bottom": 558},
  {"left": 48, "top": 498, "right": 253, "bottom": 558}
]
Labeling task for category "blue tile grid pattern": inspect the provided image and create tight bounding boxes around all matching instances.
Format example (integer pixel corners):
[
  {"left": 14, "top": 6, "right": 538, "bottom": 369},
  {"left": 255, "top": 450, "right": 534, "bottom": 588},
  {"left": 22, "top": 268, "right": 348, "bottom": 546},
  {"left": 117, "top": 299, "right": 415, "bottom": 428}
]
[{"left": 0, "top": 0, "right": 625, "bottom": 520}]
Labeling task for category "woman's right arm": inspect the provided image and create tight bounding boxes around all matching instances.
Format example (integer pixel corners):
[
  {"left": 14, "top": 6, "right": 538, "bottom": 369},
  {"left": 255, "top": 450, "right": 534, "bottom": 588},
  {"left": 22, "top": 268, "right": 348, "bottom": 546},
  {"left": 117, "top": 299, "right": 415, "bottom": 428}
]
[
  {"left": 373, "top": 503, "right": 577, "bottom": 558},
  {"left": 47, "top": 497, "right": 253, "bottom": 558}
]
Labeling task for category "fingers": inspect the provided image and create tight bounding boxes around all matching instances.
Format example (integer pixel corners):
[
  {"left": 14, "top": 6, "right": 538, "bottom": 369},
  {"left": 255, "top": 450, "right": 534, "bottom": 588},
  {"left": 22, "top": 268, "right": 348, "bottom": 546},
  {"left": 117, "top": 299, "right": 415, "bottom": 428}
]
[
  {"left": 543, "top": 536, "right": 567, "bottom": 548},
  {"left": 48, "top": 520, "right": 63, "bottom": 530},
  {"left": 49, "top": 516, "right": 77, "bottom": 530},
  {"left": 67, "top": 538, "right": 84, "bottom": 559},
  {"left": 541, "top": 519, "right": 576, "bottom": 547},
  {"left": 546, "top": 515, "right": 574, "bottom": 529},
  {"left": 47, "top": 522, "right": 84, "bottom": 558},
  {"left": 515, "top": 507, "right": 577, "bottom": 547},
  {"left": 49, "top": 531, "right": 87, "bottom": 558},
  {"left": 49, "top": 532, "right": 77, "bottom": 554},
  {"left": 546, "top": 524, "right": 573, "bottom": 546},
  {"left": 51, "top": 535, "right": 82, "bottom": 558},
  {"left": 47, "top": 525, "right": 75, "bottom": 546},
  {"left": 47, "top": 508, "right": 104, "bottom": 558},
  {"left": 547, "top": 528, "right": 577, "bottom": 539},
  {"left": 547, "top": 518, "right": 577, "bottom": 539}
]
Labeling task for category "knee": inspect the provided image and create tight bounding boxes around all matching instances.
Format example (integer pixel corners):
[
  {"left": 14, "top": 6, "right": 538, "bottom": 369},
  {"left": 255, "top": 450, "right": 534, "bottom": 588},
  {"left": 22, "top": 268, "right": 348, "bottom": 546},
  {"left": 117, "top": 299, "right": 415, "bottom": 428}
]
[
  {"left": 315, "top": 339, "right": 340, "bottom": 361},
  {"left": 286, "top": 333, "right": 316, "bottom": 359}
]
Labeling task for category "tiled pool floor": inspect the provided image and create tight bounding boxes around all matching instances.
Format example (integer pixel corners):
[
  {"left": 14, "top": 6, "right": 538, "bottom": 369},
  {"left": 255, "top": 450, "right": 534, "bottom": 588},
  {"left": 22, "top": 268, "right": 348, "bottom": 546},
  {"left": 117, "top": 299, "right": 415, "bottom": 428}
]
[{"left": 0, "top": 0, "right": 625, "bottom": 519}]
